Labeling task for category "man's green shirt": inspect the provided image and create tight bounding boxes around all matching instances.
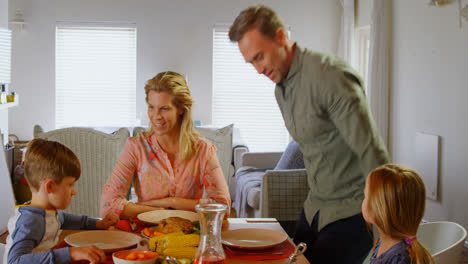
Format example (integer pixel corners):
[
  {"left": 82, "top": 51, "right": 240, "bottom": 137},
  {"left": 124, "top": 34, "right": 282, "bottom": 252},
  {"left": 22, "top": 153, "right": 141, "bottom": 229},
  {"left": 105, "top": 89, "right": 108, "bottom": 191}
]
[{"left": 275, "top": 44, "right": 389, "bottom": 230}]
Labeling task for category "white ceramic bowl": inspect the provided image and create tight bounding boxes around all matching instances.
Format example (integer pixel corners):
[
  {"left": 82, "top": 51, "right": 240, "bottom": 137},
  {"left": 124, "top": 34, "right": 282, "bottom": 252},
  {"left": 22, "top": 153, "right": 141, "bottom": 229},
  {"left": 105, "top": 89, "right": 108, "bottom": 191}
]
[{"left": 112, "top": 249, "right": 158, "bottom": 264}]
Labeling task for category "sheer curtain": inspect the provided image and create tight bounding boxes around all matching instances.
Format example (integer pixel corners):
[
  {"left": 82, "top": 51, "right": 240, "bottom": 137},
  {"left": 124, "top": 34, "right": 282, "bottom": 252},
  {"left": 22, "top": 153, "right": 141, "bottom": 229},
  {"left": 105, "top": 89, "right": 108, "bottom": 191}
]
[
  {"left": 367, "top": 0, "right": 391, "bottom": 146},
  {"left": 337, "top": 0, "right": 355, "bottom": 65}
]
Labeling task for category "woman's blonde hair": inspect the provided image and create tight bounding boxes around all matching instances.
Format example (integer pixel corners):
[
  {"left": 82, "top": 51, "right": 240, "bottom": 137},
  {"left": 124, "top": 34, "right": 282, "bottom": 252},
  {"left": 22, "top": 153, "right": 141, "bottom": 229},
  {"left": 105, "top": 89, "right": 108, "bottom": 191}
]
[
  {"left": 366, "top": 164, "right": 434, "bottom": 264},
  {"left": 144, "top": 71, "right": 198, "bottom": 160},
  {"left": 24, "top": 138, "right": 81, "bottom": 191}
]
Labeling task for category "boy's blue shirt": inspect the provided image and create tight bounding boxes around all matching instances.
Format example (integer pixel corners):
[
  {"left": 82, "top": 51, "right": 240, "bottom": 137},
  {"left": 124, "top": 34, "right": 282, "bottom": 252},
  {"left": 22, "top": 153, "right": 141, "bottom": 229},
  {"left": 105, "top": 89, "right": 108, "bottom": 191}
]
[{"left": 3, "top": 205, "right": 98, "bottom": 264}]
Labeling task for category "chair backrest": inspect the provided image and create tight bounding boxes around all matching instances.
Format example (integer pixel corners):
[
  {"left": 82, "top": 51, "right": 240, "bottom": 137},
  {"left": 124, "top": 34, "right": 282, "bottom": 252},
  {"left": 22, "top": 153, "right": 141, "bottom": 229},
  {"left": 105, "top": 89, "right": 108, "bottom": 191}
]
[
  {"left": 34, "top": 125, "right": 130, "bottom": 217},
  {"left": 418, "top": 221, "right": 467, "bottom": 264},
  {"left": 132, "top": 126, "right": 145, "bottom": 137},
  {"left": 194, "top": 125, "right": 233, "bottom": 186}
]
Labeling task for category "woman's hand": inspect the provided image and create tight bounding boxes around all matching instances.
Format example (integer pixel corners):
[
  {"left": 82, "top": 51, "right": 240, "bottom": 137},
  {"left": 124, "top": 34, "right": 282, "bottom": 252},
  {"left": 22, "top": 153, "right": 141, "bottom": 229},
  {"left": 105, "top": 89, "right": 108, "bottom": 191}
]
[
  {"left": 96, "top": 212, "right": 120, "bottom": 230},
  {"left": 69, "top": 246, "right": 107, "bottom": 264}
]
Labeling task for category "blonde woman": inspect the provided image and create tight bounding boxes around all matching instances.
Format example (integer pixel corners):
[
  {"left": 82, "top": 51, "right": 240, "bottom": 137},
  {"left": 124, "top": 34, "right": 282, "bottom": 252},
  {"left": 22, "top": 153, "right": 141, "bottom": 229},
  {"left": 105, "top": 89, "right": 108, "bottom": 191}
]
[
  {"left": 100, "top": 71, "right": 231, "bottom": 218},
  {"left": 362, "top": 164, "right": 434, "bottom": 264}
]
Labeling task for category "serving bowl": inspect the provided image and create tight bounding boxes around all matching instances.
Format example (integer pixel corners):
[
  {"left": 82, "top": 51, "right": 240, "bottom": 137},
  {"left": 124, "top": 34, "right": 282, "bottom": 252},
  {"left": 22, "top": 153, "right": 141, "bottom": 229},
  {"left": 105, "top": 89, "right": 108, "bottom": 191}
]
[{"left": 112, "top": 249, "right": 158, "bottom": 264}]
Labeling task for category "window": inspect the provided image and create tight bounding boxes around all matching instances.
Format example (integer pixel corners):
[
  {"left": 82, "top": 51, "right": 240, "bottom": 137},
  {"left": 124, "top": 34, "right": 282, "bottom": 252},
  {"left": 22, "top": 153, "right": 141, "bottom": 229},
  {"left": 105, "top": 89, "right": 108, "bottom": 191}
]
[
  {"left": 354, "top": 26, "right": 371, "bottom": 93},
  {"left": 212, "top": 28, "right": 289, "bottom": 152},
  {"left": 55, "top": 23, "right": 136, "bottom": 128},
  {"left": 0, "top": 28, "right": 11, "bottom": 84}
]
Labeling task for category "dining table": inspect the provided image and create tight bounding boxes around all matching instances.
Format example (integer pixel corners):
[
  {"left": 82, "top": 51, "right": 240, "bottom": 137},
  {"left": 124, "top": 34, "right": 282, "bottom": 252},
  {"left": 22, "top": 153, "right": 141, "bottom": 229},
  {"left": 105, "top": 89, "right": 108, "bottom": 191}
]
[{"left": 56, "top": 217, "right": 310, "bottom": 264}]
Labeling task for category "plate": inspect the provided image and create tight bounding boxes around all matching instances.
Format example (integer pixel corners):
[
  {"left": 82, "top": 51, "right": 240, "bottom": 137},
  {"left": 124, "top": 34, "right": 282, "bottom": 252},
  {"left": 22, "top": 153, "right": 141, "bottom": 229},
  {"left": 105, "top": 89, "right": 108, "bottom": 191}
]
[
  {"left": 65, "top": 230, "right": 142, "bottom": 252},
  {"left": 137, "top": 209, "right": 199, "bottom": 225},
  {"left": 221, "top": 228, "right": 288, "bottom": 250}
]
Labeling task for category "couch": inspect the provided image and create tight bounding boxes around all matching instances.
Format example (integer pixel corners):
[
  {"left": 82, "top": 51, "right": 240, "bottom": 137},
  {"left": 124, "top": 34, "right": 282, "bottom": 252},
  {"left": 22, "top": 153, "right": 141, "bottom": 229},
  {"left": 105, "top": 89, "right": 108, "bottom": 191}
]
[{"left": 233, "top": 141, "right": 309, "bottom": 237}]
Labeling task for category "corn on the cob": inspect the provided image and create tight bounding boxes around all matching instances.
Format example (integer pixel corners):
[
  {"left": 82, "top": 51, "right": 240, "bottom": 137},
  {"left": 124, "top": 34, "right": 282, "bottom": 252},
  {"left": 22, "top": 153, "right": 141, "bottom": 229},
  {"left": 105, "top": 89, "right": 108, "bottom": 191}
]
[
  {"left": 163, "top": 247, "right": 198, "bottom": 259},
  {"left": 149, "top": 231, "right": 184, "bottom": 252},
  {"left": 157, "top": 234, "right": 200, "bottom": 254},
  {"left": 163, "top": 234, "right": 200, "bottom": 249}
]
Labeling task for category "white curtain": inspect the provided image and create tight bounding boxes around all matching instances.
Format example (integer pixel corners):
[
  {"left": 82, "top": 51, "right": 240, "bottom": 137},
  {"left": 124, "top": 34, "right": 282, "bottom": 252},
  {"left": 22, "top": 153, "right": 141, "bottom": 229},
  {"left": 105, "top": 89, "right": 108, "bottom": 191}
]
[
  {"left": 367, "top": 0, "right": 391, "bottom": 146},
  {"left": 338, "top": 0, "right": 355, "bottom": 64}
]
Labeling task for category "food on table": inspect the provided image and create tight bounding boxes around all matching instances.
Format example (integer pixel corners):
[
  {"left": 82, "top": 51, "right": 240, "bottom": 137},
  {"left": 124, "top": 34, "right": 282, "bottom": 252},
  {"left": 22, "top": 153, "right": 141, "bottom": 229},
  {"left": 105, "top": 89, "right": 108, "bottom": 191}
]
[
  {"left": 149, "top": 231, "right": 184, "bottom": 252},
  {"left": 158, "top": 217, "right": 195, "bottom": 234},
  {"left": 163, "top": 247, "right": 198, "bottom": 259},
  {"left": 161, "top": 234, "right": 200, "bottom": 249},
  {"left": 124, "top": 251, "right": 158, "bottom": 261},
  {"left": 157, "top": 234, "right": 200, "bottom": 254},
  {"left": 142, "top": 227, "right": 164, "bottom": 238},
  {"left": 147, "top": 217, "right": 202, "bottom": 262}
]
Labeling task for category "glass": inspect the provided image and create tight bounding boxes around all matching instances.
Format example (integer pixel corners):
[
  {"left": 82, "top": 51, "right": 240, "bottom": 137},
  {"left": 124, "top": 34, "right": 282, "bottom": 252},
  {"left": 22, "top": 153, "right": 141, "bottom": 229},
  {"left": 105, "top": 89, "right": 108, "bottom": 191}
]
[{"left": 193, "top": 203, "right": 228, "bottom": 264}]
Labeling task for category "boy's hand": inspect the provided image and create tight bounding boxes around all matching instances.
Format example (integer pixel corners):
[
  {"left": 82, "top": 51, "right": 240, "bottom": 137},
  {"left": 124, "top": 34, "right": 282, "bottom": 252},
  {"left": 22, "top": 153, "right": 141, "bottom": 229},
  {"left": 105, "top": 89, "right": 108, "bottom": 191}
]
[
  {"left": 69, "top": 246, "right": 106, "bottom": 264},
  {"left": 96, "top": 212, "right": 119, "bottom": 230}
]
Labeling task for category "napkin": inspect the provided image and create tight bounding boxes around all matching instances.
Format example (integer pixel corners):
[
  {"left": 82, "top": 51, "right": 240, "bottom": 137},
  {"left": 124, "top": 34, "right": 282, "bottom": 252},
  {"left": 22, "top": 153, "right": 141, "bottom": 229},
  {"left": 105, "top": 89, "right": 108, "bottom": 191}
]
[{"left": 223, "top": 239, "right": 295, "bottom": 261}]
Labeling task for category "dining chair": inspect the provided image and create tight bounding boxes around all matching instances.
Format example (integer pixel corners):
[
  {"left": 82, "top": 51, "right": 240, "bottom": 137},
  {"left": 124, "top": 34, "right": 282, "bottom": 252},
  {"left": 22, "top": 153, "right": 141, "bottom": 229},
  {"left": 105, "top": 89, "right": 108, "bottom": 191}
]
[
  {"left": 34, "top": 125, "right": 130, "bottom": 217},
  {"left": 418, "top": 221, "right": 467, "bottom": 264},
  {"left": 362, "top": 221, "right": 467, "bottom": 264}
]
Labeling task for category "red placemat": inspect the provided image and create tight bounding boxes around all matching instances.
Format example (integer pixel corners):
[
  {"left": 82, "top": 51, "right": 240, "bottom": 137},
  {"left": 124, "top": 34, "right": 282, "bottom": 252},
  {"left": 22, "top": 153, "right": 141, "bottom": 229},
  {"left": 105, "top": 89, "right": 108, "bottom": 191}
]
[
  {"left": 54, "top": 240, "right": 114, "bottom": 264},
  {"left": 223, "top": 239, "right": 295, "bottom": 261}
]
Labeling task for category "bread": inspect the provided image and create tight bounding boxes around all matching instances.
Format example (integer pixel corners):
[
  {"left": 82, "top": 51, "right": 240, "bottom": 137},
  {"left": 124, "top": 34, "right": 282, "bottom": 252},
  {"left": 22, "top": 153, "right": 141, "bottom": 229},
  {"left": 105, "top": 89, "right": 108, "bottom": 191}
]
[{"left": 157, "top": 217, "right": 194, "bottom": 234}]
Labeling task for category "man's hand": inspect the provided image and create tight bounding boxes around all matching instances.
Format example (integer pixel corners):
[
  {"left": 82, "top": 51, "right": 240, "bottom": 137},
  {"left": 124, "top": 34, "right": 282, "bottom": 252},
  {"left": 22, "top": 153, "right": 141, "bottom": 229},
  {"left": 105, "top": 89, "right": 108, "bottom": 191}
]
[
  {"left": 69, "top": 246, "right": 107, "bottom": 264},
  {"left": 96, "top": 212, "right": 119, "bottom": 230}
]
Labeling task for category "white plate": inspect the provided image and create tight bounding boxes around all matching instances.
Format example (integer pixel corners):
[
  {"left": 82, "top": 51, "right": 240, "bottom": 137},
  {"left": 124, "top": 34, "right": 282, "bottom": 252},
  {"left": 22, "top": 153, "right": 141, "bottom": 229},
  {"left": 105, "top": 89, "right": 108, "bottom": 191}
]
[
  {"left": 221, "top": 228, "right": 288, "bottom": 250},
  {"left": 65, "top": 230, "right": 142, "bottom": 252},
  {"left": 137, "top": 209, "right": 199, "bottom": 225}
]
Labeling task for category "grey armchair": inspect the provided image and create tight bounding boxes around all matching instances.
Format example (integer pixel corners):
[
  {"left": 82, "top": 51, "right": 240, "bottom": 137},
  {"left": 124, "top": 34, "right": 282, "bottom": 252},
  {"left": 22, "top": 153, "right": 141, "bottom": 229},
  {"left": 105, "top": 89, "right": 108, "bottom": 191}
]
[
  {"left": 234, "top": 151, "right": 309, "bottom": 237},
  {"left": 34, "top": 125, "right": 129, "bottom": 217}
]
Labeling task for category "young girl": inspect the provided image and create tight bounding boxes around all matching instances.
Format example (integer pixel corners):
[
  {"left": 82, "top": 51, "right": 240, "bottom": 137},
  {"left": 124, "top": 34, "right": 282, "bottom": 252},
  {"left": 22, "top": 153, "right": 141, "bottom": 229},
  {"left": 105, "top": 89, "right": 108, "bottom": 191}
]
[{"left": 362, "top": 164, "right": 435, "bottom": 264}]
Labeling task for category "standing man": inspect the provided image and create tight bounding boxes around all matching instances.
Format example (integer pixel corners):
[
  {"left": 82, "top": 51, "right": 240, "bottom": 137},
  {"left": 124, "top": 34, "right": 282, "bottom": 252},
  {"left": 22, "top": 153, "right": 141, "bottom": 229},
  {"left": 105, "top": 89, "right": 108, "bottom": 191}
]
[{"left": 229, "top": 5, "right": 389, "bottom": 264}]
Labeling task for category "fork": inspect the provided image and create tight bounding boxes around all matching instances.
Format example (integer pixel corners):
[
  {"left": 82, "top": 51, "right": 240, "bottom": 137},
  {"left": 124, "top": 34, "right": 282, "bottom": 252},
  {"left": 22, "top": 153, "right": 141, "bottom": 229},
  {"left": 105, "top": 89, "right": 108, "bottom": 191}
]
[{"left": 224, "top": 246, "right": 284, "bottom": 256}]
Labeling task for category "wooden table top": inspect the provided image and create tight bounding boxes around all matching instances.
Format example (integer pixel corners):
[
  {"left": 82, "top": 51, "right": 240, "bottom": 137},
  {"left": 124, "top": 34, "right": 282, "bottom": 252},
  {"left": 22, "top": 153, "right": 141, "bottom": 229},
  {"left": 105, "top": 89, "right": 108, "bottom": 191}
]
[{"left": 3, "top": 218, "right": 309, "bottom": 264}]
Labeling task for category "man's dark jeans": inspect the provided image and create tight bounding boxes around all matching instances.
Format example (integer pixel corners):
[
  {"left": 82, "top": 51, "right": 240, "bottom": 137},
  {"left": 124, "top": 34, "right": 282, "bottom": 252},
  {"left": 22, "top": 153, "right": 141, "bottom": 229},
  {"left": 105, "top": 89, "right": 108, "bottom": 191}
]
[{"left": 293, "top": 210, "right": 373, "bottom": 264}]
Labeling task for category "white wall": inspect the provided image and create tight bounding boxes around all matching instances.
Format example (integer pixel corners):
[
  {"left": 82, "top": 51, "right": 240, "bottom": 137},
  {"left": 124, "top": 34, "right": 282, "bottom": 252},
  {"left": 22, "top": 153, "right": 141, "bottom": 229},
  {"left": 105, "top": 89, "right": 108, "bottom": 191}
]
[
  {"left": 391, "top": 1, "right": 468, "bottom": 229},
  {"left": 0, "top": 0, "right": 9, "bottom": 144},
  {"left": 0, "top": 0, "right": 7, "bottom": 27},
  {"left": 356, "top": 0, "right": 371, "bottom": 28},
  {"left": 8, "top": 0, "right": 341, "bottom": 140}
]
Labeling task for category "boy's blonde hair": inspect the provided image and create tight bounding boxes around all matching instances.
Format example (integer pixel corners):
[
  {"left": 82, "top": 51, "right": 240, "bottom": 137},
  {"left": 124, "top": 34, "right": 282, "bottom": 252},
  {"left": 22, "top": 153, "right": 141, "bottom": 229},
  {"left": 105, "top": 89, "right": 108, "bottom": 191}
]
[
  {"left": 144, "top": 71, "right": 199, "bottom": 160},
  {"left": 24, "top": 138, "right": 81, "bottom": 191},
  {"left": 366, "top": 164, "right": 434, "bottom": 264}
]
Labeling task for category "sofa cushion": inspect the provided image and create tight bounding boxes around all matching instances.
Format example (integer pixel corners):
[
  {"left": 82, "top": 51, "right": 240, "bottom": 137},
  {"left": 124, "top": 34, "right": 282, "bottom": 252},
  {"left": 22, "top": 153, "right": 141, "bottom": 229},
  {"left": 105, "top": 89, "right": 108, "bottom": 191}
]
[
  {"left": 247, "top": 186, "right": 261, "bottom": 210},
  {"left": 195, "top": 124, "right": 233, "bottom": 187},
  {"left": 274, "top": 140, "right": 305, "bottom": 170}
]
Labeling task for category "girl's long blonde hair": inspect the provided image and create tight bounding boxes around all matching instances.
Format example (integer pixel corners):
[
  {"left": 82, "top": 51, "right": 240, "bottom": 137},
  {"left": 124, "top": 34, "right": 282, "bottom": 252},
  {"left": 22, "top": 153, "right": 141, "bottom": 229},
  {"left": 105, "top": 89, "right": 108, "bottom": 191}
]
[
  {"left": 144, "top": 71, "right": 199, "bottom": 160},
  {"left": 367, "top": 164, "right": 434, "bottom": 264}
]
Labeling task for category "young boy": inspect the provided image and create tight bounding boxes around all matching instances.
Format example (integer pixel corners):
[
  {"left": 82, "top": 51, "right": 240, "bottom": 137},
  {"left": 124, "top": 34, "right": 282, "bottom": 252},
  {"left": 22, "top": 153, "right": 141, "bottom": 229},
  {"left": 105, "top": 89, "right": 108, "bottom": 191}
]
[{"left": 3, "top": 138, "right": 120, "bottom": 264}]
